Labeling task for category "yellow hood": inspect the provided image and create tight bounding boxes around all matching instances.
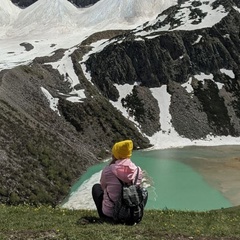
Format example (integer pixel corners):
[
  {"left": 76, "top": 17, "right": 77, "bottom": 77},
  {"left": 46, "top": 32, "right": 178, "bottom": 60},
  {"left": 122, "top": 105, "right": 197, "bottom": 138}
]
[{"left": 112, "top": 140, "right": 133, "bottom": 160}]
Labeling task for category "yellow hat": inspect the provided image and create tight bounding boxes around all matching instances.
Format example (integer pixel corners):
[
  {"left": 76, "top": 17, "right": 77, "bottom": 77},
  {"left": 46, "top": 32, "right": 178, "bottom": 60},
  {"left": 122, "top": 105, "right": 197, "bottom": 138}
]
[{"left": 112, "top": 140, "right": 133, "bottom": 160}]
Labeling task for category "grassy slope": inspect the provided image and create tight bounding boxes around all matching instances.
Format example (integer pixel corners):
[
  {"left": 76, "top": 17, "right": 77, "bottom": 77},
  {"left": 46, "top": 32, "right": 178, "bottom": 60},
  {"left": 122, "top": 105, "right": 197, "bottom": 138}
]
[{"left": 0, "top": 205, "right": 240, "bottom": 240}]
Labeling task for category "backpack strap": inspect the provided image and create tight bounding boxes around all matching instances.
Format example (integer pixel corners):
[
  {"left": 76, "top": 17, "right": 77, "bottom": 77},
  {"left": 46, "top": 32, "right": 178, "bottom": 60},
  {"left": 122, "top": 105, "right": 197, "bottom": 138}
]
[
  {"left": 116, "top": 167, "right": 139, "bottom": 186},
  {"left": 133, "top": 167, "right": 140, "bottom": 185}
]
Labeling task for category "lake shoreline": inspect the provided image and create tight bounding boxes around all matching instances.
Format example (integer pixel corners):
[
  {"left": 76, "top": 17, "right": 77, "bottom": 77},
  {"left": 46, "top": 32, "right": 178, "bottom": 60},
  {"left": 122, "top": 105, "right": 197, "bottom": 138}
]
[{"left": 62, "top": 144, "right": 240, "bottom": 211}]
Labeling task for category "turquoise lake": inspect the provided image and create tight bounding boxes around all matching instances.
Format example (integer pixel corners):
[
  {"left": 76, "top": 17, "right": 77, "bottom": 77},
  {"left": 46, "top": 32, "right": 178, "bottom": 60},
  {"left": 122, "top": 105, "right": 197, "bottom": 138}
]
[{"left": 63, "top": 145, "right": 240, "bottom": 211}]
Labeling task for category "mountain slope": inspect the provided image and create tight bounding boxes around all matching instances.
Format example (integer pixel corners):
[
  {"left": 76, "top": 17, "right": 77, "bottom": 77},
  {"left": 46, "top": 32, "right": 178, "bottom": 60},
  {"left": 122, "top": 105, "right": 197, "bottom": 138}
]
[
  {"left": 0, "top": 0, "right": 20, "bottom": 26},
  {"left": 7, "top": 0, "right": 80, "bottom": 36},
  {"left": 84, "top": 0, "right": 240, "bottom": 140},
  {"left": 0, "top": 31, "right": 150, "bottom": 205},
  {"left": 77, "top": 0, "right": 177, "bottom": 28},
  {"left": 135, "top": 0, "right": 240, "bottom": 32},
  {"left": 6, "top": 0, "right": 177, "bottom": 38},
  {"left": 1, "top": 0, "right": 240, "bottom": 206}
]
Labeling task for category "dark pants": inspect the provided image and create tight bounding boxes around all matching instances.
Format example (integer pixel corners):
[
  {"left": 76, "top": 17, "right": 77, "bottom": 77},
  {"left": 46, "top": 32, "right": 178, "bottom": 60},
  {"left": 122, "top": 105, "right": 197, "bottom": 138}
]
[{"left": 92, "top": 183, "right": 111, "bottom": 219}]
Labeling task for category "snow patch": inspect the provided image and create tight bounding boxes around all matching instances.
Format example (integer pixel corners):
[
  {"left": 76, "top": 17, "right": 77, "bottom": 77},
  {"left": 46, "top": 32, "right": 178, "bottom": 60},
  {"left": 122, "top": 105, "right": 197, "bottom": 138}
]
[
  {"left": 135, "top": 0, "right": 229, "bottom": 38},
  {"left": 220, "top": 68, "right": 235, "bottom": 79},
  {"left": 182, "top": 77, "right": 194, "bottom": 94},
  {"left": 48, "top": 47, "right": 86, "bottom": 102},
  {"left": 62, "top": 171, "right": 101, "bottom": 209},
  {"left": 0, "top": 0, "right": 20, "bottom": 27},
  {"left": 110, "top": 83, "right": 137, "bottom": 122},
  {"left": 192, "top": 35, "right": 202, "bottom": 45},
  {"left": 41, "top": 87, "right": 60, "bottom": 116}
]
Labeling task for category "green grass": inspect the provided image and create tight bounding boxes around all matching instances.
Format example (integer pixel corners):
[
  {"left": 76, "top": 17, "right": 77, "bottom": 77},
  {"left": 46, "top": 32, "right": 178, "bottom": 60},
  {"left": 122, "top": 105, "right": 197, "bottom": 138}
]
[{"left": 0, "top": 205, "right": 240, "bottom": 240}]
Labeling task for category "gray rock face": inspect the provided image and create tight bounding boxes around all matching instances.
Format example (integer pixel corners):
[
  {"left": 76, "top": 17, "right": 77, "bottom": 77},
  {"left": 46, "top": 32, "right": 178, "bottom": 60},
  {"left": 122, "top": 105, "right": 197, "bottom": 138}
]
[
  {"left": 70, "top": 0, "right": 100, "bottom": 7},
  {"left": 168, "top": 80, "right": 212, "bottom": 140},
  {"left": 85, "top": 7, "right": 240, "bottom": 139},
  {"left": 121, "top": 86, "right": 160, "bottom": 136}
]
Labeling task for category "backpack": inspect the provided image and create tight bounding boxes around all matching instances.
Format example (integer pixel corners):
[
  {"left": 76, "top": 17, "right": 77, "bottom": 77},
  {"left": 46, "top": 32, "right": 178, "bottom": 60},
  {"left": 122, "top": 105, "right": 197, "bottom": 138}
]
[{"left": 107, "top": 167, "right": 148, "bottom": 225}]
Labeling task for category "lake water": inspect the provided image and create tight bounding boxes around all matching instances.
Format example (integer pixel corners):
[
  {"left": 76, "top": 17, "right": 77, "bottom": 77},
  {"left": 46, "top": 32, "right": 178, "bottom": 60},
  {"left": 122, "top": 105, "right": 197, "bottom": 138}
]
[{"left": 62, "top": 145, "right": 240, "bottom": 211}]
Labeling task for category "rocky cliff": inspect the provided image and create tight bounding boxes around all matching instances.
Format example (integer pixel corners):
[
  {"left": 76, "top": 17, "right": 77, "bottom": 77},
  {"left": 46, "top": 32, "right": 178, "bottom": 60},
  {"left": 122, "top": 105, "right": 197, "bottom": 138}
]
[{"left": 85, "top": 3, "right": 240, "bottom": 139}]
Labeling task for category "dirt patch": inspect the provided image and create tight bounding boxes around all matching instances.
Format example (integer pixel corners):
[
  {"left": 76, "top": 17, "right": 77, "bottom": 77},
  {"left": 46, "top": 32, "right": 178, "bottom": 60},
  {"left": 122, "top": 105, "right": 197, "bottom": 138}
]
[
  {"left": 224, "top": 157, "right": 240, "bottom": 169},
  {"left": 4, "top": 230, "right": 59, "bottom": 240}
]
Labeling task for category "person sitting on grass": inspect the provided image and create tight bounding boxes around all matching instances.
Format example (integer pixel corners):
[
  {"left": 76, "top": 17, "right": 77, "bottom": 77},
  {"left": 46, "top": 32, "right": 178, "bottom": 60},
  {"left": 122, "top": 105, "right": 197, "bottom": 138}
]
[{"left": 92, "top": 139, "right": 147, "bottom": 223}]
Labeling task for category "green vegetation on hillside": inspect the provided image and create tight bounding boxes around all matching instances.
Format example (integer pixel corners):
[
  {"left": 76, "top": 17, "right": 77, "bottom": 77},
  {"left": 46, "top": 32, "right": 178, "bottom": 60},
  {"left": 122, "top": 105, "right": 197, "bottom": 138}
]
[{"left": 0, "top": 205, "right": 240, "bottom": 239}]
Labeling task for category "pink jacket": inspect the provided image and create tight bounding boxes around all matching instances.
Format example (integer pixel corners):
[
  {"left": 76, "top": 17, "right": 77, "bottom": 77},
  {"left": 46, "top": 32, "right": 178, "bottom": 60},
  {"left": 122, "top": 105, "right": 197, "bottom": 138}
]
[{"left": 100, "top": 158, "right": 142, "bottom": 217}]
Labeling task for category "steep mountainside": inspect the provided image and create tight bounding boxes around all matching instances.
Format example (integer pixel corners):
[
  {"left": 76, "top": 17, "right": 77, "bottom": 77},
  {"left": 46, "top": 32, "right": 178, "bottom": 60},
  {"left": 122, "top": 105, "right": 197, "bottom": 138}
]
[
  {"left": 0, "top": 0, "right": 20, "bottom": 25},
  {"left": 0, "top": 31, "right": 150, "bottom": 205},
  {"left": 85, "top": 0, "right": 240, "bottom": 139},
  {"left": 1, "top": 0, "right": 240, "bottom": 206}
]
